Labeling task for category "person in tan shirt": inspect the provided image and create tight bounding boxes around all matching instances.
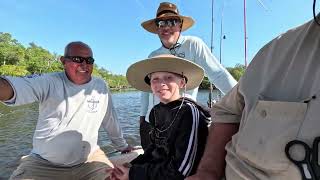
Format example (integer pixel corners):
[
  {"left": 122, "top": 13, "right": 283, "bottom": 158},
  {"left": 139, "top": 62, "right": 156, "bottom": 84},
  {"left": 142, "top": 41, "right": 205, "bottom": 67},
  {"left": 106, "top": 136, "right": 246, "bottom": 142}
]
[{"left": 187, "top": 11, "right": 320, "bottom": 180}]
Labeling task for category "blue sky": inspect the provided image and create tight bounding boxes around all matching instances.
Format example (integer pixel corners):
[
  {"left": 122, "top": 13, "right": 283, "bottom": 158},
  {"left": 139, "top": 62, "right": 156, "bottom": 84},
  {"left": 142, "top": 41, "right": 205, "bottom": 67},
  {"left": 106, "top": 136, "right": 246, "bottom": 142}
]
[{"left": 0, "top": 0, "right": 315, "bottom": 75}]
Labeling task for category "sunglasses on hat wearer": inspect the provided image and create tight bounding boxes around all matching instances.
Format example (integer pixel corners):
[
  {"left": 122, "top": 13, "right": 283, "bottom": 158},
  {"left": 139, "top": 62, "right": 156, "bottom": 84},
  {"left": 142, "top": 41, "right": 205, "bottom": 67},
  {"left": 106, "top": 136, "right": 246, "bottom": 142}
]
[
  {"left": 155, "top": 18, "right": 182, "bottom": 28},
  {"left": 64, "top": 56, "right": 95, "bottom": 65}
]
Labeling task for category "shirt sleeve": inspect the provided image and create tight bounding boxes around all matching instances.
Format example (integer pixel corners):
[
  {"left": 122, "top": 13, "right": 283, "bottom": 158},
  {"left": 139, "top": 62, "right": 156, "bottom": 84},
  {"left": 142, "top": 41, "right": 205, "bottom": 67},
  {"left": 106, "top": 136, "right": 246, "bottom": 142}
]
[
  {"left": 2, "top": 75, "right": 49, "bottom": 106},
  {"left": 192, "top": 37, "right": 237, "bottom": 94},
  {"left": 140, "top": 91, "right": 149, "bottom": 116},
  {"left": 211, "top": 83, "right": 244, "bottom": 123},
  {"left": 101, "top": 89, "right": 128, "bottom": 150},
  {"left": 129, "top": 104, "right": 201, "bottom": 180}
]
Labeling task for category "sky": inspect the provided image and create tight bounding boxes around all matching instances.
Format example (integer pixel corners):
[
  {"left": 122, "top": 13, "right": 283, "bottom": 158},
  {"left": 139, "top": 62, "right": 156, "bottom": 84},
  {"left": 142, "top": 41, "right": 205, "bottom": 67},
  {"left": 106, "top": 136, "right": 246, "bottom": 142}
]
[{"left": 0, "top": 0, "right": 316, "bottom": 75}]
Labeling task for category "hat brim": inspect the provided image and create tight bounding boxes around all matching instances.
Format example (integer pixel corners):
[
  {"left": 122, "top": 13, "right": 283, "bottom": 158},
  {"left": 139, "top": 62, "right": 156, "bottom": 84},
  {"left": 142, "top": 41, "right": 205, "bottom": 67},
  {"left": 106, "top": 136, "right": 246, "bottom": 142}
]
[
  {"left": 126, "top": 56, "right": 204, "bottom": 92},
  {"left": 141, "top": 15, "right": 194, "bottom": 34}
]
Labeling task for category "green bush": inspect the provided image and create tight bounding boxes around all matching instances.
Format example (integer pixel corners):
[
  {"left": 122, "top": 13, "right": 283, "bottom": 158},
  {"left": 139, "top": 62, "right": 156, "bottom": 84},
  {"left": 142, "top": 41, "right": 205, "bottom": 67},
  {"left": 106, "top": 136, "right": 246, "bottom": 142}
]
[{"left": 0, "top": 65, "right": 29, "bottom": 76}]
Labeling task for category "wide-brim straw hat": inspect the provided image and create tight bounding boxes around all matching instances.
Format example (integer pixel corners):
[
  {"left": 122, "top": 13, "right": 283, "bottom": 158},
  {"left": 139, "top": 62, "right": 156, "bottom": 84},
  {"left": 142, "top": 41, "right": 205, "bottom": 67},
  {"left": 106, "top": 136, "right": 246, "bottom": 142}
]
[
  {"left": 126, "top": 55, "right": 204, "bottom": 92},
  {"left": 141, "top": 2, "right": 195, "bottom": 34}
]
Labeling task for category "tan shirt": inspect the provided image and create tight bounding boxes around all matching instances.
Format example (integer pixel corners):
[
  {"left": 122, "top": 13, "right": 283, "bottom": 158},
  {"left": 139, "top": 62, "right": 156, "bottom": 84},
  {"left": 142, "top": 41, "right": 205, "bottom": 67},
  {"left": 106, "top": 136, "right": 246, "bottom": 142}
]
[{"left": 212, "top": 17, "right": 320, "bottom": 180}]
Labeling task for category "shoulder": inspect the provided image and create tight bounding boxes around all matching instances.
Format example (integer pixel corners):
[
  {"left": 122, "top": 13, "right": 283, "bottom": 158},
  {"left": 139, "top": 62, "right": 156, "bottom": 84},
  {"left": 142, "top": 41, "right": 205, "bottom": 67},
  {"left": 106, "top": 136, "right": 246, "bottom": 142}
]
[
  {"left": 148, "top": 47, "right": 164, "bottom": 57},
  {"left": 91, "top": 76, "right": 109, "bottom": 88},
  {"left": 179, "top": 100, "right": 198, "bottom": 116},
  {"left": 180, "top": 36, "right": 207, "bottom": 51},
  {"left": 245, "top": 21, "right": 308, "bottom": 72},
  {"left": 91, "top": 76, "right": 106, "bottom": 84},
  {"left": 29, "top": 72, "right": 61, "bottom": 83},
  {"left": 252, "top": 18, "right": 313, "bottom": 61},
  {"left": 152, "top": 103, "right": 161, "bottom": 111},
  {"left": 182, "top": 35, "right": 204, "bottom": 44},
  {"left": 183, "top": 99, "right": 211, "bottom": 120}
]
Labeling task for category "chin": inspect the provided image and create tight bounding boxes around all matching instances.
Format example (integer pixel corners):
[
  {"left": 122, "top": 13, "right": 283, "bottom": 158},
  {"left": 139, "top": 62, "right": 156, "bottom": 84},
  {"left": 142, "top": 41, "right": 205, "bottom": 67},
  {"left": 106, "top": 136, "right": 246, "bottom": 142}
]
[
  {"left": 75, "top": 78, "right": 91, "bottom": 85},
  {"left": 159, "top": 96, "right": 173, "bottom": 103}
]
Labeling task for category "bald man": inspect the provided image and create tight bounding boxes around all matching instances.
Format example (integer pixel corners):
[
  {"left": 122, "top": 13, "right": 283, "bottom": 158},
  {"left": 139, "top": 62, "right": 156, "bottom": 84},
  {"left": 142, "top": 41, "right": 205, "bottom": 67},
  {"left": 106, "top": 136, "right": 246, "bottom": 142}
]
[{"left": 1, "top": 41, "right": 133, "bottom": 180}]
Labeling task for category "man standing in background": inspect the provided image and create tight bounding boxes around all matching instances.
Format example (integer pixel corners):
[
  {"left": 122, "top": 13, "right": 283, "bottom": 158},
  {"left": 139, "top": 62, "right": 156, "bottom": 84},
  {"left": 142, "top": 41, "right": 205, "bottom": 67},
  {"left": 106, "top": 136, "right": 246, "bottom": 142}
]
[{"left": 139, "top": 2, "right": 237, "bottom": 149}]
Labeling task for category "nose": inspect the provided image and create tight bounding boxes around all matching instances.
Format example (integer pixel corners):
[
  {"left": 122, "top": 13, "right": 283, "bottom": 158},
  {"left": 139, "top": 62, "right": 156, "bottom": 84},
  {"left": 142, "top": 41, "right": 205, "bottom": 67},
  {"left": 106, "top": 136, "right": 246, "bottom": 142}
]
[
  {"left": 82, "top": 59, "right": 89, "bottom": 65},
  {"left": 159, "top": 78, "right": 168, "bottom": 85},
  {"left": 159, "top": 25, "right": 170, "bottom": 31},
  {"left": 163, "top": 26, "right": 171, "bottom": 31}
]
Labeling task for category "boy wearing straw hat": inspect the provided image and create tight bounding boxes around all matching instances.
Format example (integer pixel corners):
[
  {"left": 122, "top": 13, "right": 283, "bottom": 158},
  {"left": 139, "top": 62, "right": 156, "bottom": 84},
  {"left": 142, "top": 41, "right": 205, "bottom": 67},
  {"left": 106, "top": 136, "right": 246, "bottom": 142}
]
[
  {"left": 139, "top": 2, "right": 237, "bottom": 149},
  {"left": 109, "top": 55, "right": 211, "bottom": 180}
]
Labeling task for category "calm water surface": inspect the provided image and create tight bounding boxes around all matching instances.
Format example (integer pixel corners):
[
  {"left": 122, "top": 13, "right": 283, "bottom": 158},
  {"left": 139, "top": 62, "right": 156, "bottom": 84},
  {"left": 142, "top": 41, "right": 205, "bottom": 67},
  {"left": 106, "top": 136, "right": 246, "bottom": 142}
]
[{"left": 0, "top": 89, "right": 219, "bottom": 179}]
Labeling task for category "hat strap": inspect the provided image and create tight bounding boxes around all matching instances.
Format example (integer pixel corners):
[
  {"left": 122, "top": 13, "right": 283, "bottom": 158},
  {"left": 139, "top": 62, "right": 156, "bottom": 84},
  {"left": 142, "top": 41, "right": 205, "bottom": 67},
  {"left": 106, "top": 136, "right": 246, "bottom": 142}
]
[{"left": 157, "top": 10, "right": 178, "bottom": 17}]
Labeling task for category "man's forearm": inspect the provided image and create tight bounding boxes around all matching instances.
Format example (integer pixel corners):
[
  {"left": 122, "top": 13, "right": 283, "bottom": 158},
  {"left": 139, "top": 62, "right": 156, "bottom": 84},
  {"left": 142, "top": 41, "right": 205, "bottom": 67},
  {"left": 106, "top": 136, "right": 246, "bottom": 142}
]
[
  {"left": 0, "top": 77, "right": 14, "bottom": 101},
  {"left": 196, "top": 123, "right": 239, "bottom": 179}
]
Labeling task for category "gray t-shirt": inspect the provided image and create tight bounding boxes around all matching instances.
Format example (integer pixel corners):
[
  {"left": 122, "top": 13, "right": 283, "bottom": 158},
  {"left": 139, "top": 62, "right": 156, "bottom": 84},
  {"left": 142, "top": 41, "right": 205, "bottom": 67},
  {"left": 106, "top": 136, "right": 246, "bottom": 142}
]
[{"left": 3, "top": 72, "right": 127, "bottom": 166}]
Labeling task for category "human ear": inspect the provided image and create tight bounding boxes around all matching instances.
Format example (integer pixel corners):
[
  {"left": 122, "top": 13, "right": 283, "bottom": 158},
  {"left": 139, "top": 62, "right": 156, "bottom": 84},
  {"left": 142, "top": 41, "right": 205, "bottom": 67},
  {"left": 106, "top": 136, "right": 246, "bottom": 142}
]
[
  {"left": 60, "top": 56, "right": 66, "bottom": 65},
  {"left": 179, "top": 78, "right": 186, "bottom": 88}
]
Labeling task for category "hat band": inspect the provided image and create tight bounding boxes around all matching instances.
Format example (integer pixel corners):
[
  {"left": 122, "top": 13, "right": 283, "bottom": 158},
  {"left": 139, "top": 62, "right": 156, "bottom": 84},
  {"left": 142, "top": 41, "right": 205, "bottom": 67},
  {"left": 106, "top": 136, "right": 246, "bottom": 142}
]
[{"left": 157, "top": 10, "right": 178, "bottom": 17}]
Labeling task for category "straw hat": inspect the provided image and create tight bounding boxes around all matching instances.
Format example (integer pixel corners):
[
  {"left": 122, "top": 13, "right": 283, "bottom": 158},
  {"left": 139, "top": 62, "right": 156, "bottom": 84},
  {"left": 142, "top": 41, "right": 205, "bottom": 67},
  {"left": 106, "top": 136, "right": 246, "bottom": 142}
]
[
  {"left": 126, "top": 55, "right": 204, "bottom": 92},
  {"left": 141, "top": 2, "right": 195, "bottom": 34}
]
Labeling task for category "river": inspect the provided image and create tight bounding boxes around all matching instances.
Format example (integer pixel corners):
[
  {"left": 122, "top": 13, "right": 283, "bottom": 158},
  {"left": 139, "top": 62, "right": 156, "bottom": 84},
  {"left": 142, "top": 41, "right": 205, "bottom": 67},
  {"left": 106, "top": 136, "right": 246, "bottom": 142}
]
[{"left": 0, "top": 89, "right": 220, "bottom": 179}]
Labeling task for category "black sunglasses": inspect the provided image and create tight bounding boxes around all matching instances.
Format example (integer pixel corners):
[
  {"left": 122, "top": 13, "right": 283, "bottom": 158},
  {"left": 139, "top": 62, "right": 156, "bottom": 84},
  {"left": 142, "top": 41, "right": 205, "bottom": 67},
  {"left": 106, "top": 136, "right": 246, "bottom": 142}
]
[
  {"left": 64, "top": 56, "right": 95, "bottom": 64},
  {"left": 155, "top": 18, "right": 182, "bottom": 28}
]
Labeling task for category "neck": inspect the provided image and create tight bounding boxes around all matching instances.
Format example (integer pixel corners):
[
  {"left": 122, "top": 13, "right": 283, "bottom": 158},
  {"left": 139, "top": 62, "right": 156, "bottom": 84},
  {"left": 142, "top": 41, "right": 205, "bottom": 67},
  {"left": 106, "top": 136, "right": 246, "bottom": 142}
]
[
  {"left": 161, "top": 95, "right": 181, "bottom": 104},
  {"left": 161, "top": 41, "right": 175, "bottom": 49}
]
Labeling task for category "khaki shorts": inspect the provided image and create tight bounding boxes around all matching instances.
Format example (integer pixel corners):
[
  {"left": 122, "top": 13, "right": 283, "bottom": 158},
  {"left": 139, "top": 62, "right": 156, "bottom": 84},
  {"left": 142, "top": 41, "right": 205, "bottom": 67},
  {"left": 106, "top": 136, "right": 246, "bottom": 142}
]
[{"left": 10, "top": 148, "right": 113, "bottom": 180}]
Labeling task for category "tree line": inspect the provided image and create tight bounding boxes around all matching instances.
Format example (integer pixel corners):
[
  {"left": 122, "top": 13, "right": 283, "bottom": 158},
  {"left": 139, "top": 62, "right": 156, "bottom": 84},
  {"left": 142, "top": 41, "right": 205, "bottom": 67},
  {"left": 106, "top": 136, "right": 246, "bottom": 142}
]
[{"left": 0, "top": 32, "right": 245, "bottom": 90}]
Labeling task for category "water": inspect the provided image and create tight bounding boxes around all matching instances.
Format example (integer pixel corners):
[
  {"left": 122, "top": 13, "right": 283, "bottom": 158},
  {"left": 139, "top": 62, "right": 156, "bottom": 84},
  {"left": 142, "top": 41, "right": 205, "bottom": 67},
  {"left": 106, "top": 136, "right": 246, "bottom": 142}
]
[{"left": 0, "top": 89, "right": 220, "bottom": 178}]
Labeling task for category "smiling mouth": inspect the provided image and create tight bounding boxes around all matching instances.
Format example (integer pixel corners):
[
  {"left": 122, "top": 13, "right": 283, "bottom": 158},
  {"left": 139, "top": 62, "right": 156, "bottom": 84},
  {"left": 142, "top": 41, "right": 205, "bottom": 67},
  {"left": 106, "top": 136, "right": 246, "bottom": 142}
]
[
  {"left": 161, "top": 32, "right": 171, "bottom": 36},
  {"left": 78, "top": 70, "right": 88, "bottom": 73},
  {"left": 158, "top": 89, "right": 168, "bottom": 93}
]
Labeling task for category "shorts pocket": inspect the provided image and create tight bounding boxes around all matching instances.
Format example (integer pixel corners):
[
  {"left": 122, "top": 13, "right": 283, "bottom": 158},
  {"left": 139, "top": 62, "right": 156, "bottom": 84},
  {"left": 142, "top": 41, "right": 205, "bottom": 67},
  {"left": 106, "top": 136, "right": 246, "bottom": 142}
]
[{"left": 235, "top": 100, "right": 307, "bottom": 172}]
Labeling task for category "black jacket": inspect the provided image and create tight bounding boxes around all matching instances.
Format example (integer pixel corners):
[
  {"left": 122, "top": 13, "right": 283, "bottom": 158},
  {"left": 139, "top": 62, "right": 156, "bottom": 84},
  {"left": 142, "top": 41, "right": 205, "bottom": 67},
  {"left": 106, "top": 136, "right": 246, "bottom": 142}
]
[{"left": 130, "top": 98, "right": 210, "bottom": 180}]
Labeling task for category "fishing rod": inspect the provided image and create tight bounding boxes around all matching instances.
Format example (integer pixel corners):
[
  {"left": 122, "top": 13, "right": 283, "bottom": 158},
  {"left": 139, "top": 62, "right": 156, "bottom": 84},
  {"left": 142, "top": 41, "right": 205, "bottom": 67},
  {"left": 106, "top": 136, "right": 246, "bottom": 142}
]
[
  {"left": 243, "top": 0, "right": 268, "bottom": 67},
  {"left": 208, "top": 0, "right": 225, "bottom": 108},
  {"left": 208, "top": 0, "right": 215, "bottom": 108}
]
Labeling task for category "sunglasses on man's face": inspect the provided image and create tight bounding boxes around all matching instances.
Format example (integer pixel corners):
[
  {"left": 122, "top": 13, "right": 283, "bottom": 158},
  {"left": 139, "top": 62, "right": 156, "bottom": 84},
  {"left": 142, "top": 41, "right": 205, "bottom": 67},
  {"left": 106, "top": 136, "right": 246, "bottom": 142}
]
[
  {"left": 155, "top": 18, "right": 182, "bottom": 28},
  {"left": 64, "top": 56, "right": 95, "bottom": 65}
]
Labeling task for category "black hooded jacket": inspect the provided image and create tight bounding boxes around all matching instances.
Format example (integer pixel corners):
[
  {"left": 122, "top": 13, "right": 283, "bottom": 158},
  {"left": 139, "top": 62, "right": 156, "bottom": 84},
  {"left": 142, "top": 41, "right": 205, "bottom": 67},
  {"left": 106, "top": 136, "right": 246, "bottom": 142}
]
[{"left": 129, "top": 98, "right": 211, "bottom": 180}]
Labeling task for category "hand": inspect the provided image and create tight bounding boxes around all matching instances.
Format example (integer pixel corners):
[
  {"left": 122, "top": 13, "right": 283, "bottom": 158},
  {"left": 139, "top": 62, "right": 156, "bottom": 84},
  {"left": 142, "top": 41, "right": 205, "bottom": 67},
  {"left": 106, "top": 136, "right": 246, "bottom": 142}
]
[
  {"left": 105, "top": 168, "right": 113, "bottom": 180},
  {"left": 110, "top": 165, "right": 130, "bottom": 180},
  {"left": 120, "top": 145, "right": 135, "bottom": 154},
  {"left": 120, "top": 145, "right": 142, "bottom": 154},
  {"left": 139, "top": 116, "right": 145, "bottom": 124}
]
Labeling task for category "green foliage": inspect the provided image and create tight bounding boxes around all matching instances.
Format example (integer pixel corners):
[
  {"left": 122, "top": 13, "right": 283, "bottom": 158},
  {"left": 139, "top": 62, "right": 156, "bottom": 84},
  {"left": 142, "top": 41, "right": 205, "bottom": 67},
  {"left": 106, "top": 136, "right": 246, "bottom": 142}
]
[
  {"left": 0, "top": 33, "right": 25, "bottom": 65},
  {"left": 92, "top": 66, "right": 129, "bottom": 89},
  {"left": 0, "top": 65, "right": 29, "bottom": 76},
  {"left": 226, "top": 64, "right": 246, "bottom": 81},
  {"left": 22, "top": 42, "right": 58, "bottom": 73},
  {"left": 0, "top": 32, "right": 128, "bottom": 89},
  {"left": 200, "top": 64, "right": 246, "bottom": 89},
  {"left": 0, "top": 32, "right": 246, "bottom": 91},
  {"left": 199, "top": 76, "right": 211, "bottom": 89}
]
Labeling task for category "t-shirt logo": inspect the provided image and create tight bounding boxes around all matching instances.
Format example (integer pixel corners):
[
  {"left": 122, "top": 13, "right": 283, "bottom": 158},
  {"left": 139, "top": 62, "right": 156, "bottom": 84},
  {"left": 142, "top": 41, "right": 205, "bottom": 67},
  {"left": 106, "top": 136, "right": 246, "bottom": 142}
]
[{"left": 87, "top": 96, "right": 99, "bottom": 113}]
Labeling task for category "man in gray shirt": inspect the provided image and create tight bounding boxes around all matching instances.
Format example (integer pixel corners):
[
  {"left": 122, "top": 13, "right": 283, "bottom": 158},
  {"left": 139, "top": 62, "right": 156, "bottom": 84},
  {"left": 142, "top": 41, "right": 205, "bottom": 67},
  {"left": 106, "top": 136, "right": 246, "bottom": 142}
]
[{"left": 0, "top": 41, "right": 133, "bottom": 179}]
